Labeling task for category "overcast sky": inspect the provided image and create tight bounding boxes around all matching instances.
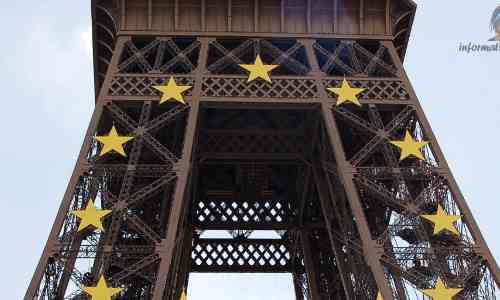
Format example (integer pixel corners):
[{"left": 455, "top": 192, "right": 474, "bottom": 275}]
[{"left": 0, "top": 1, "right": 498, "bottom": 299}]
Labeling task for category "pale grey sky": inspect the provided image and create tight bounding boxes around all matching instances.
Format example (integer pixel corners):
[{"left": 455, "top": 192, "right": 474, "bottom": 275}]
[{"left": 0, "top": 1, "right": 498, "bottom": 299}]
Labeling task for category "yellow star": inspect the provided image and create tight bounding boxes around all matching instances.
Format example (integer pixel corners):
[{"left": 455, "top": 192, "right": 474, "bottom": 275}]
[
  {"left": 390, "top": 130, "right": 429, "bottom": 161},
  {"left": 376, "top": 291, "right": 383, "bottom": 300},
  {"left": 421, "top": 204, "right": 461, "bottom": 235},
  {"left": 326, "top": 78, "right": 366, "bottom": 106},
  {"left": 422, "top": 277, "right": 462, "bottom": 300},
  {"left": 95, "top": 126, "right": 134, "bottom": 157},
  {"left": 82, "top": 275, "right": 122, "bottom": 300},
  {"left": 152, "top": 77, "right": 192, "bottom": 104},
  {"left": 180, "top": 289, "right": 188, "bottom": 300},
  {"left": 239, "top": 55, "right": 279, "bottom": 83},
  {"left": 71, "top": 199, "right": 112, "bottom": 232}
]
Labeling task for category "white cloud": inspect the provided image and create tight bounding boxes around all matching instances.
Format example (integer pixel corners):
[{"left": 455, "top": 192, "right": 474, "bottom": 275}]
[
  {"left": 17, "top": 23, "right": 94, "bottom": 129},
  {"left": 81, "top": 25, "right": 93, "bottom": 58},
  {"left": 0, "top": 20, "right": 96, "bottom": 300}
]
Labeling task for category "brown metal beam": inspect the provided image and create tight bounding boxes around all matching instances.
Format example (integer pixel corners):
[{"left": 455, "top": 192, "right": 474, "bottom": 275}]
[
  {"left": 311, "top": 162, "right": 355, "bottom": 299},
  {"left": 227, "top": 0, "right": 232, "bottom": 31},
  {"left": 280, "top": 0, "right": 285, "bottom": 32},
  {"left": 300, "top": 231, "right": 321, "bottom": 300},
  {"left": 151, "top": 37, "right": 210, "bottom": 300},
  {"left": 302, "top": 38, "right": 395, "bottom": 300}
]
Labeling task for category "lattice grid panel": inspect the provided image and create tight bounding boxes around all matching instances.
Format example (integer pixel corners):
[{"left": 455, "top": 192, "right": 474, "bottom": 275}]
[
  {"left": 198, "top": 133, "right": 306, "bottom": 154},
  {"left": 323, "top": 79, "right": 410, "bottom": 101},
  {"left": 195, "top": 199, "right": 289, "bottom": 227},
  {"left": 191, "top": 239, "right": 292, "bottom": 272},
  {"left": 201, "top": 77, "right": 318, "bottom": 99},
  {"left": 109, "top": 76, "right": 194, "bottom": 97}
]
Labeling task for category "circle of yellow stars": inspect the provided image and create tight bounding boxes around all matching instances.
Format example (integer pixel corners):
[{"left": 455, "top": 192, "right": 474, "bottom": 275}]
[{"left": 85, "top": 54, "right": 460, "bottom": 300}]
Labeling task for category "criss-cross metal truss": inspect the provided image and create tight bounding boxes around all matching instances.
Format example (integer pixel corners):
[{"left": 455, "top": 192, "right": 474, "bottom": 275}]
[{"left": 26, "top": 1, "right": 499, "bottom": 299}]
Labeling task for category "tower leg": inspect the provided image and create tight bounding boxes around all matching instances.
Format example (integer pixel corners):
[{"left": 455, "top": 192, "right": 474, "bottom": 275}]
[
  {"left": 152, "top": 37, "right": 210, "bottom": 300},
  {"left": 300, "top": 38, "right": 394, "bottom": 299},
  {"left": 311, "top": 162, "right": 355, "bottom": 300},
  {"left": 24, "top": 37, "right": 129, "bottom": 300},
  {"left": 177, "top": 228, "right": 193, "bottom": 297},
  {"left": 292, "top": 272, "right": 304, "bottom": 300},
  {"left": 384, "top": 41, "right": 500, "bottom": 284},
  {"left": 319, "top": 102, "right": 392, "bottom": 299},
  {"left": 151, "top": 99, "right": 199, "bottom": 300}
]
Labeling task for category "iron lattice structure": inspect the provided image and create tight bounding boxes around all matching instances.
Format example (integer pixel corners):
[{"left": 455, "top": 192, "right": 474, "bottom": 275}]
[{"left": 26, "top": 0, "right": 499, "bottom": 299}]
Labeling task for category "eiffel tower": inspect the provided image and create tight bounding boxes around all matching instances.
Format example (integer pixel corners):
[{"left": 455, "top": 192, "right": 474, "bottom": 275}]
[{"left": 26, "top": 0, "right": 499, "bottom": 299}]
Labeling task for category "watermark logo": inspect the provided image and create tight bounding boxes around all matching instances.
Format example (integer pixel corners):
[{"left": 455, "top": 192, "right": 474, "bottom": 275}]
[
  {"left": 488, "top": 6, "right": 500, "bottom": 41},
  {"left": 458, "top": 6, "right": 500, "bottom": 53}
]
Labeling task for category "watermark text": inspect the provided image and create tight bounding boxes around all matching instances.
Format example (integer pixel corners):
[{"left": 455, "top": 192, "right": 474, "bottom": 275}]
[{"left": 458, "top": 42, "right": 500, "bottom": 53}]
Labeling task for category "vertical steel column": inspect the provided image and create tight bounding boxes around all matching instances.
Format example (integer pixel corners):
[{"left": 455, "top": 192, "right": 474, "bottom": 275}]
[
  {"left": 173, "top": 227, "right": 194, "bottom": 299},
  {"left": 300, "top": 231, "right": 321, "bottom": 300},
  {"left": 311, "top": 162, "right": 355, "bottom": 299},
  {"left": 302, "top": 38, "right": 395, "bottom": 300},
  {"left": 99, "top": 100, "right": 153, "bottom": 275},
  {"left": 151, "top": 37, "right": 210, "bottom": 300},
  {"left": 292, "top": 272, "right": 304, "bottom": 300},
  {"left": 168, "top": 172, "right": 195, "bottom": 300}
]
